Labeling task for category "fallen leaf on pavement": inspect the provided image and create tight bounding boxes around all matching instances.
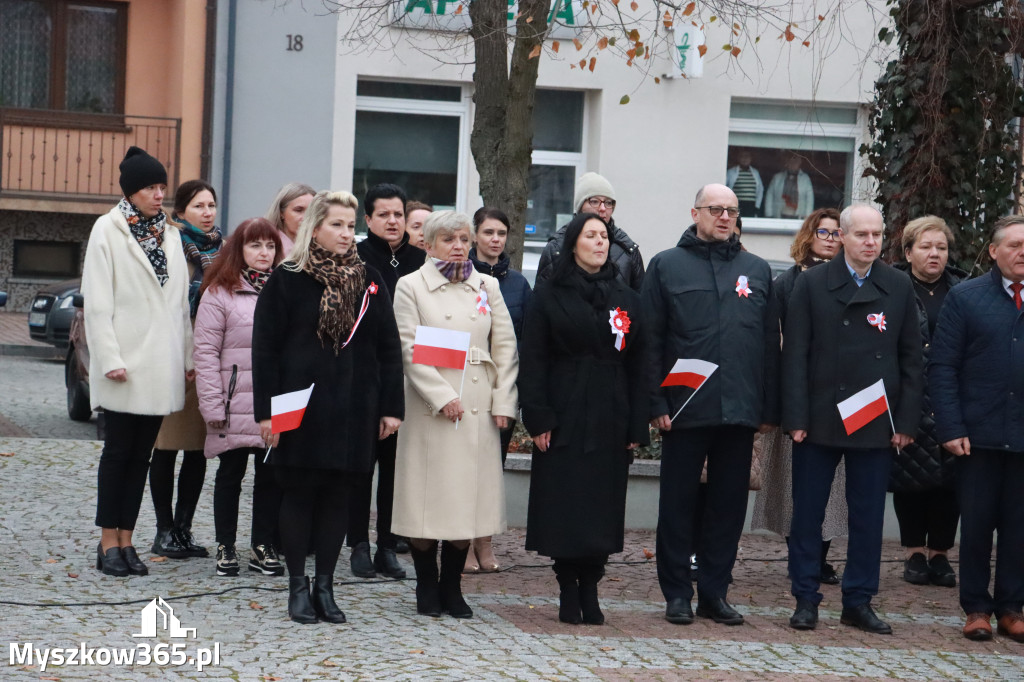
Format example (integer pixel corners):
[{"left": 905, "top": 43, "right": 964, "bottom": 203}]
[
  {"left": 600, "top": 646, "right": 614, "bottom": 651},
  {"left": 45, "top": 558, "right": 57, "bottom": 564},
  {"left": 249, "top": 601, "right": 264, "bottom": 610},
  {"left": 607, "top": 577, "right": 622, "bottom": 582},
  {"left": 150, "top": 556, "right": 167, "bottom": 562},
  {"left": 409, "top": 649, "right": 424, "bottom": 654},
  {"left": 0, "top": 452, "right": 14, "bottom": 457},
  {"left": 263, "top": 676, "right": 280, "bottom": 681},
  {"left": 642, "top": 548, "right": 655, "bottom": 559},
  {"left": 67, "top": 572, "right": 78, "bottom": 578},
  {"left": 321, "top": 659, "right": 339, "bottom": 667}
]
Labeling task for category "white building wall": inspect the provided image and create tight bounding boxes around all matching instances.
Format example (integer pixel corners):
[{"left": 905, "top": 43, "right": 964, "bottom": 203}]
[{"left": 215, "top": 0, "right": 891, "bottom": 263}]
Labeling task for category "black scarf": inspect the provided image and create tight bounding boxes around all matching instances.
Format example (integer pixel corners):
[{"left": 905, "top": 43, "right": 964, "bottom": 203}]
[
  {"left": 118, "top": 197, "right": 168, "bottom": 286},
  {"left": 565, "top": 263, "right": 616, "bottom": 311}
]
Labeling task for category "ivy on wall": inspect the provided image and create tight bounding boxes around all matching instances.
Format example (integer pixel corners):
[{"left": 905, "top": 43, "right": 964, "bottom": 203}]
[{"left": 862, "top": 0, "right": 1024, "bottom": 271}]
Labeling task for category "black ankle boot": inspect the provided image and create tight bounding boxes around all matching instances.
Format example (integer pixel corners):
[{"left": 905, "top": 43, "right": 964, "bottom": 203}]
[
  {"left": 151, "top": 528, "right": 189, "bottom": 559},
  {"left": 311, "top": 576, "right": 346, "bottom": 624},
  {"left": 578, "top": 563, "right": 605, "bottom": 625},
  {"left": 173, "top": 505, "right": 208, "bottom": 558},
  {"left": 287, "top": 576, "right": 317, "bottom": 624},
  {"left": 553, "top": 560, "right": 582, "bottom": 624},
  {"left": 439, "top": 541, "right": 472, "bottom": 618},
  {"left": 409, "top": 542, "right": 441, "bottom": 617}
]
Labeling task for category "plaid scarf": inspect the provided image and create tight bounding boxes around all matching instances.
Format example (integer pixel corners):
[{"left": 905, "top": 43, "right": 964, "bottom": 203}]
[
  {"left": 118, "top": 197, "right": 168, "bottom": 286},
  {"left": 434, "top": 259, "right": 474, "bottom": 283},
  {"left": 304, "top": 243, "right": 366, "bottom": 354},
  {"left": 179, "top": 220, "right": 223, "bottom": 273},
  {"left": 242, "top": 267, "right": 271, "bottom": 294}
]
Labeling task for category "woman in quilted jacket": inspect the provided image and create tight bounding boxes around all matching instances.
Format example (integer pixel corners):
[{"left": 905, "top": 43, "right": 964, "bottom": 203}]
[
  {"left": 890, "top": 216, "right": 964, "bottom": 588},
  {"left": 194, "top": 218, "right": 284, "bottom": 578}
]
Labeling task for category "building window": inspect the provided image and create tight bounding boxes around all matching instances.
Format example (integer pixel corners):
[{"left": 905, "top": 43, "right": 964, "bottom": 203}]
[
  {"left": 525, "top": 89, "right": 586, "bottom": 242},
  {"left": 353, "top": 80, "right": 469, "bottom": 222},
  {"left": 13, "top": 239, "right": 81, "bottom": 278},
  {"left": 0, "top": 0, "right": 127, "bottom": 115},
  {"left": 727, "top": 101, "right": 860, "bottom": 230}
]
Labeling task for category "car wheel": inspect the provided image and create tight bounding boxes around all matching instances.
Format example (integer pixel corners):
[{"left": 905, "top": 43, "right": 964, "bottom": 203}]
[{"left": 66, "top": 349, "right": 91, "bottom": 422}]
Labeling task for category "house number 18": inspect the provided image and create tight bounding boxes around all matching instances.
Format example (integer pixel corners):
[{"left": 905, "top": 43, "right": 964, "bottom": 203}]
[{"left": 286, "top": 34, "right": 304, "bottom": 51}]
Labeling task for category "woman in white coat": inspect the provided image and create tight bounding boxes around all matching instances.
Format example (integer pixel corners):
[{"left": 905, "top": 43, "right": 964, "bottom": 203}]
[
  {"left": 82, "top": 147, "right": 193, "bottom": 577},
  {"left": 392, "top": 211, "right": 519, "bottom": 619}
]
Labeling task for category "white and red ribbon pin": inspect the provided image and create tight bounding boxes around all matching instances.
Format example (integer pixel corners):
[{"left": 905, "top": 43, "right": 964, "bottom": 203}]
[
  {"left": 609, "top": 307, "right": 631, "bottom": 351},
  {"left": 475, "top": 287, "right": 491, "bottom": 315},
  {"left": 736, "top": 275, "right": 751, "bottom": 298},
  {"left": 867, "top": 312, "right": 887, "bottom": 332},
  {"left": 368, "top": 281, "right": 379, "bottom": 295}
]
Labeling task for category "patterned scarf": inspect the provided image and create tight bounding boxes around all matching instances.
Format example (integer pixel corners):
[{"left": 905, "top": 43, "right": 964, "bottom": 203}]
[
  {"left": 242, "top": 266, "right": 271, "bottom": 293},
  {"left": 799, "top": 254, "right": 830, "bottom": 270},
  {"left": 178, "top": 219, "right": 223, "bottom": 273},
  {"left": 304, "top": 243, "right": 366, "bottom": 354},
  {"left": 434, "top": 259, "right": 474, "bottom": 283},
  {"left": 118, "top": 197, "right": 168, "bottom": 286}
]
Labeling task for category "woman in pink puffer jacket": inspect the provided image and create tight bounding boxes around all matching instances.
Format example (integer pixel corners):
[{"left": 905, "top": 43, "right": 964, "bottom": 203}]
[{"left": 194, "top": 218, "right": 284, "bottom": 578}]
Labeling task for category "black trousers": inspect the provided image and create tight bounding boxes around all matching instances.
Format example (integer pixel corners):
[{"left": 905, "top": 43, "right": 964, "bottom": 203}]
[
  {"left": 347, "top": 432, "right": 397, "bottom": 550},
  {"left": 656, "top": 425, "right": 754, "bottom": 602},
  {"left": 278, "top": 465, "right": 353, "bottom": 577},
  {"left": 150, "top": 448, "right": 206, "bottom": 530},
  {"left": 95, "top": 411, "right": 163, "bottom": 530},
  {"left": 956, "top": 448, "right": 1024, "bottom": 616},
  {"left": 892, "top": 487, "right": 959, "bottom": 551},
  {"left": 213, "top": 447, "right": 282, "bottom": 548}
]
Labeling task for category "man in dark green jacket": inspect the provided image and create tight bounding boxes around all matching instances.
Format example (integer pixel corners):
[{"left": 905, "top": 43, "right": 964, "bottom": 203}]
[{"left": 643, "top": 183, "right": 780, "bottom": 628}]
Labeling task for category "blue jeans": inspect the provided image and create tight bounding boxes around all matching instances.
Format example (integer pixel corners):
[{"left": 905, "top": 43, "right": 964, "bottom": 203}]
[{"left": 789, "top": 441, "right": 890, "bottom": 608}]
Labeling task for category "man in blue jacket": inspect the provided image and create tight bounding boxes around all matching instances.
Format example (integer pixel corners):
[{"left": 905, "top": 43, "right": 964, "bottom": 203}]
[
  {"left": 929, "top": 216, "right": 1024, "bottom": 643},
  {"left": 643, "top": 183, "right": 780, "bottom": 627}
]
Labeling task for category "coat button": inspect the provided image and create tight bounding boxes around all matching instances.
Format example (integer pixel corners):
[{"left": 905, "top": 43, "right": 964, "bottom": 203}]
[
  {"left": 924, "top": 343, "right": 930, "bottom": 348},
  {"left": 471, "top": 314, "right": 477, "bottom": 320},
  {"left": 843, "top": 319, "right": 850, "bottom": 326},
  {"left": 875, "top": 352, "right": 882, "bottom": 359},
  {"left": 471, "top": 408, "right": 478, "bottom": 414},
  {"left": 464, "top": 285, "right": 472, "bottom": 292},
  {"left": 839, "top": 384, "right": 846, "bottom": 391},
  {"left": 440, "top": 285, "right": 447, "bottom": 292},
  {"left": 445, "top": 313, "right": 452, "bottom": 320},
  {"left": 472, "top": 376, "right": 479, "bottom": 383}
]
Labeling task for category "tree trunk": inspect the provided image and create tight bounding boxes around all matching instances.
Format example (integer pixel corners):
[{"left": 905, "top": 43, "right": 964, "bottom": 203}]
[{"left": 469, "top": 0, "right": 550, "bottom": 270}]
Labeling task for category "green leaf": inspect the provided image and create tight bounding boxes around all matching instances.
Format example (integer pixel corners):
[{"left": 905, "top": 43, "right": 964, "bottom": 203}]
[{"left": 619, "top": 95, "right": 630, "bottom": 105}]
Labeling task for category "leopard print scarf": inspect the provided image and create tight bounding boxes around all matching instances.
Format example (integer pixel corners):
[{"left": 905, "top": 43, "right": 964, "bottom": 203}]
[{"left": 303, "top": 243, "right": 366, "bottom": 354}]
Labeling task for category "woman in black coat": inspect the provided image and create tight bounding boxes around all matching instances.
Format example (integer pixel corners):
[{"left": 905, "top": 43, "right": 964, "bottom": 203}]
[
  {"left": 519, "top": 213, "right": 650, "bottom": 626},
  {"left": 252, "top": 190, "right": 404, "bottom": 625},
  {"left": 890, "top": 216, "right": 964, "bottom": 588}
]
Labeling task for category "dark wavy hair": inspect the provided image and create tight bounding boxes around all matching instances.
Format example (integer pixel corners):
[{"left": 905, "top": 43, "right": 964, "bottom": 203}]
[
  {"left": 200, "top": 218, "right": 283, "bottom": 295},
  {"left": 550, "top": 212, "right": 616, "bottom": 283},
  {"left": 364, "top": 183, "right": 407, "bottom": 216},
  {"left": 172, "top": 179, "right": 217, "bottom": 220},
  {"left": 790, "top": 207, "right": 841, "bottom": 263}
]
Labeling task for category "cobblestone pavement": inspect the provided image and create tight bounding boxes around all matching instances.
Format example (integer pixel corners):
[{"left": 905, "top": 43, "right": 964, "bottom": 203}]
[
  {"left": 2, "top": 437, "right": 1022, "bottom": 680},
  {"left": 0, "top": 356, "right": 97, "bottom": 439}
]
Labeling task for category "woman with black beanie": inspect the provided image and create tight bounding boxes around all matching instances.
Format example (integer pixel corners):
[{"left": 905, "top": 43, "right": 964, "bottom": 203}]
[
  {"left": 519, "top": 212, "right": 650, "bottom": 624},
  {"left": 82, "top": 146, "right": 193, "bottom": 577}
]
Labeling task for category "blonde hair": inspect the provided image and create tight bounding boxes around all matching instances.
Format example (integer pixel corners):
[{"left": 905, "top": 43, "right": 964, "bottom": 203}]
[
  {"left": 423, "top": 210, "right": 472, "bottom": 248},
  {"left": 902, "top": 215, "right": 955, "bottom": 254},
  {"left": 265, "top": 182, "right": 315, "bottom": 233},
  {"left": 284, "top": 190, "right": 359, "bottom": 271}
]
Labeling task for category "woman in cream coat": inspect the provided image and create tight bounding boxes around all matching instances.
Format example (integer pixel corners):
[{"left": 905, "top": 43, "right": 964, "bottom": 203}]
[
  {"left": 392, "top": 211, "right": 518, "bottom": 619},
  {"left": 82, "top": 147, "right": 193, "bottom": 577}
]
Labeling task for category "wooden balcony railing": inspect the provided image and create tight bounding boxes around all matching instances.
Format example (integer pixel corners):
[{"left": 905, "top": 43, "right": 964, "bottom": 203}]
[{"left": 0, "top": 110, "right": 181, "bottom": 201}]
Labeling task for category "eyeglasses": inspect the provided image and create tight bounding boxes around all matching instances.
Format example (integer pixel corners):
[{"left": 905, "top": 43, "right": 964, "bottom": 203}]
[
  {"left": 815, "top": 229, "right": 841, "bottom": 241},
  {"left": 695, "top": 205, "right": 740, "bottom": 218},
  {"left": 586, "top": 197, "right": 616, "bottom": 209}
]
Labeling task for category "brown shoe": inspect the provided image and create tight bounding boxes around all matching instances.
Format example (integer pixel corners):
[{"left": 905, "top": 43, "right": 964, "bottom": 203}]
[
  {"left": 997, "top": 612, "right": 1024, "bottom": 642},
  {"left": 474, "top": 536, "right": 500, "bottom": 572},
  {"left": 963, "top": 613, "right": 993, "bottom": 641},
  {"left": 463, "top": 542, "right": 479, "bottom": 573}
]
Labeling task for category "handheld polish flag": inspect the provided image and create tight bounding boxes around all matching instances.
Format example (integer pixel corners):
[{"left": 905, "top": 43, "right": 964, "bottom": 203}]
[
  {"left": 661, "top": 359, "right": 719, "bottom": 422},
  {"left": 264, "top": 383, "right": 314, "bottom": 462},
  {"left": 413, "top": 326, "right": 471, "bottom": 370},
  {"left": 837, "top": 379, "right": 893, "bottom": 436}
]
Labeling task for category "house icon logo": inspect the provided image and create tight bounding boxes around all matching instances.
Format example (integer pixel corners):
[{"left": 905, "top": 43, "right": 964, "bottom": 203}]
[{"left": 132, "top": 597, "right": 197, "bottom": 639}]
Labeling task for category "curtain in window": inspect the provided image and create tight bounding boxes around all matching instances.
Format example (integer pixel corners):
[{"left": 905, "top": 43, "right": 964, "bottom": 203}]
[
  {"left": 0, "top": 0, "right": 52, "bottom": 110},
  {"left": 65, "top": 4, "right": 118, "bottom": 113}
]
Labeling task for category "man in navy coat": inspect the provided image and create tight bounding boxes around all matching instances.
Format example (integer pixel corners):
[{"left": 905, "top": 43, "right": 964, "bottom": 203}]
[
  {"left": 782, "top": 204, "right": 922, "bottom": 634},
  {"left": 929, "top": 216, "right": 1024, "bottom": 643}
]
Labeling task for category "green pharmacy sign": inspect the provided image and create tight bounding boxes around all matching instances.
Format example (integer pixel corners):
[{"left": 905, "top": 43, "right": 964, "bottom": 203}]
[{"left": 395, "top": 0, "right": 583, "bottom": 38}]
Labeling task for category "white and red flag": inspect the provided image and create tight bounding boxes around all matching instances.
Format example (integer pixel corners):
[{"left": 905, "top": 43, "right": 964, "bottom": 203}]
[
  {"left": 271, "top": 383, "right": 315, "bottom": 434},
  {"left": 837, "top": 379, "right": 890, "bottom": 435},
  {"left": 412, "top": 325, "right": 471, "bottom": 370},
  {"left": 661, "top": 358, "right": 718, "bottom": 389}
]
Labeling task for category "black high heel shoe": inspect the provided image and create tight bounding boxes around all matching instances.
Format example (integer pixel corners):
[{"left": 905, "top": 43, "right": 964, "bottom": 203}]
[
  {"left": 96, "top": 542, "right": 129, "bottom": 577},
  {"left": 121, "top": 546, "right": 149, "bottom": 576}
]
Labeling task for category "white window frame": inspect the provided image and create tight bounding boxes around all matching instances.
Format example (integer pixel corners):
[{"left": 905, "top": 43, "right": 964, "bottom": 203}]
[
  {"left": 354, "top": 87, "right": 472, "bottom": 213},
  {"left": 728, "top": 113, "right": 862, "bottom": 235}
]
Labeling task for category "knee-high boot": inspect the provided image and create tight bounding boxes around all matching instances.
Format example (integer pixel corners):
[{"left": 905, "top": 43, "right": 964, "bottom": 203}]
[
  {"left": 409, "top": 541, "right": 441, "bottom": 617},
  {"left": 553, "top": 560, "right": 582, "bottom": 624},
  {"left": 578, "top": 562, "right": 606, "bottom": 625},
  {"left": 439, "top": 541, "right": 473, "bottom": 618}
]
